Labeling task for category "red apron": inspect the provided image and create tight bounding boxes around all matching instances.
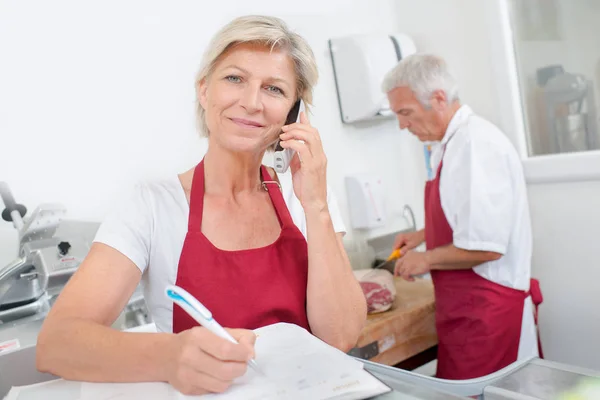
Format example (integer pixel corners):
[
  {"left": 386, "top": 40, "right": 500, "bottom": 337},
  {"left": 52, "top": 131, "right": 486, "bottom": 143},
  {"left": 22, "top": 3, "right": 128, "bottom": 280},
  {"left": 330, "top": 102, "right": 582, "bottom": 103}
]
[
  {"left": 425, "top": 147, "right": 543, "bottom": 380},
  {"left": 173, "top": 160, "right": 310, "bottom": 333}
]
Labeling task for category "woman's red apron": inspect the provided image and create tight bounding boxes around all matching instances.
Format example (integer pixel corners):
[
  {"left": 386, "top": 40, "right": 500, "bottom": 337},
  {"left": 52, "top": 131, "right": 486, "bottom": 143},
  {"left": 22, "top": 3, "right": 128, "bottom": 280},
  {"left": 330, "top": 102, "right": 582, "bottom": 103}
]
[{"left": 173, "top": 160, "right": 310, "bottom": 333}]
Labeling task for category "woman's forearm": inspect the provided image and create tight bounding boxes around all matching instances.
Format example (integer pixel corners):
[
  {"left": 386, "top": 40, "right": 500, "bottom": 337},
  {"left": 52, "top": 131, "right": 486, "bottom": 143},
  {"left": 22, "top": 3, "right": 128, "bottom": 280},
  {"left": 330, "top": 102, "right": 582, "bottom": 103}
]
[
  {"left": 304, "top": 209, "right": 367, "bottom": 352},
  {"left": 36, "top": 318, "right": 175, "bottom": 382}
]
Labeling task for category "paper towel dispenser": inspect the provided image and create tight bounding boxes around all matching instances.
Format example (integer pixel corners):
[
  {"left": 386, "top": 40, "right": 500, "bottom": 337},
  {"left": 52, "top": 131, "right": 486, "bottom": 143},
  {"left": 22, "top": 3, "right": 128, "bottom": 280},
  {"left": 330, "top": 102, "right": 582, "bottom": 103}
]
[{"left": 328, "top": 33, "right": 416, "bottom": 124}]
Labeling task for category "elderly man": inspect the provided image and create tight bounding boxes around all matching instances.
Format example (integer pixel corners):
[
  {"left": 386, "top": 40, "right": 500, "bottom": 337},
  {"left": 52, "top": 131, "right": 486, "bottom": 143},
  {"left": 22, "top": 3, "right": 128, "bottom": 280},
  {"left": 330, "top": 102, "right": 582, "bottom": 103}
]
[{"left": 382, "top": 54, "right": 543, "bottom": 380}]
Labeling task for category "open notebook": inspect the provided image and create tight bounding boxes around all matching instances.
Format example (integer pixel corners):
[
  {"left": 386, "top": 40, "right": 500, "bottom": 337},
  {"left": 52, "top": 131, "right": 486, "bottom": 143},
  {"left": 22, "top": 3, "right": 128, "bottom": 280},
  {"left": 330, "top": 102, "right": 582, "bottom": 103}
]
[{"left": 4, "top": 323, "right": 391, "bottom": 400}]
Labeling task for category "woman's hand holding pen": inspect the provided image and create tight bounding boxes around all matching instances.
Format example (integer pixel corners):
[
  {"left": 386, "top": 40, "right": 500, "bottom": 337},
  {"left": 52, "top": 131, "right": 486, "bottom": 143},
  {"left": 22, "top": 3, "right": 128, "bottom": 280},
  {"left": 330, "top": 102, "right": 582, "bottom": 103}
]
[{"left": 165, "top": 327, "right": 256, "bottom": 396}]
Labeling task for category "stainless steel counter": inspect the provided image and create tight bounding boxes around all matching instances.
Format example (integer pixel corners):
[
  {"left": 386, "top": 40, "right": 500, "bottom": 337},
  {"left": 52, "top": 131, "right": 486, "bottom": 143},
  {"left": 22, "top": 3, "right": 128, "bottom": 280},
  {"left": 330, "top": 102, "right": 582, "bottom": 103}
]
[
  {"left": 484, "top": 358, "right": 600, "bottom": 399},
  {"left": 0, "top": 309, "right": 47, "bottom": 350},
  {"left": 0, "top": 343, "right": 466, "bottom": 400},
  {"left": 364, "top": 357, "right": 600, "bottom": 399},
  {"left": 374, "top": 380, "right": 467, "bottom": 399},
  {"left": 4, "top": 336, "right": 599, "bottom": 399},
  {"left": 0, "top": 285, "right": 150, "bottom": 353}
]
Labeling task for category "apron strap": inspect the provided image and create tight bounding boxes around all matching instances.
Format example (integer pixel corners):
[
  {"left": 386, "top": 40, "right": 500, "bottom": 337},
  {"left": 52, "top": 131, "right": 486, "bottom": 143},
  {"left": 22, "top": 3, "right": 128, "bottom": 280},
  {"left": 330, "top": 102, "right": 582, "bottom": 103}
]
[
  {"left": 529, "top": 278, "right": 544, "bottom": 315},
  {"left": 188, "top": 160, "right": 206, "bottom": 232},
  {"left": 187, "top": 161, "right": 296, "bottom": 232},
  {"left": 260, "top": 165, "right": 295, "bottom": 228},
  {"left": 527, "top": 278, "right": 545, "bottom": 359}
]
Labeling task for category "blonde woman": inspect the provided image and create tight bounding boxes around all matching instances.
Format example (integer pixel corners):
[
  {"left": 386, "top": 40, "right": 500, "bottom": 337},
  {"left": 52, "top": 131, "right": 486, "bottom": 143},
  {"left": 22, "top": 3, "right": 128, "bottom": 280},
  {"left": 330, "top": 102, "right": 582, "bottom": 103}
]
[{"left": 36, "top": 15, "right": 367, "bottom": 395}]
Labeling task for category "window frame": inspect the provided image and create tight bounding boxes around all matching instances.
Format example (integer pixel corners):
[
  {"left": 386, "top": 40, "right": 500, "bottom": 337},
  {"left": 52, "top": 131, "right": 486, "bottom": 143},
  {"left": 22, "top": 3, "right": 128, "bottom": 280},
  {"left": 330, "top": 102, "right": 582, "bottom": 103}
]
[{"left": 486, "top": 0, "right": 600, "bottom": 184}]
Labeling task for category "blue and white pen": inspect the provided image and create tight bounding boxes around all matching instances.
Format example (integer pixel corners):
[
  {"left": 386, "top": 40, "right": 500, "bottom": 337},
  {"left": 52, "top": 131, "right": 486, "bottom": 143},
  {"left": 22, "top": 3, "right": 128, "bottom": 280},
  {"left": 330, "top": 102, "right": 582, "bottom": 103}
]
[{"left": 165, "top": 285, "right": 262, "bottom": 374}]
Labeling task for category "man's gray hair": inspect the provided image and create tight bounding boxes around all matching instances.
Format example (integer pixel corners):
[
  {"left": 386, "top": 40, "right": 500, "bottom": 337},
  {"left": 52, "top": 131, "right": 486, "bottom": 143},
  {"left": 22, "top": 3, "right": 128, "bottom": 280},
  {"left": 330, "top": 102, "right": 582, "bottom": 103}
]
[{"left": 381, "top": 53, "right": 459, "bottom": 107}]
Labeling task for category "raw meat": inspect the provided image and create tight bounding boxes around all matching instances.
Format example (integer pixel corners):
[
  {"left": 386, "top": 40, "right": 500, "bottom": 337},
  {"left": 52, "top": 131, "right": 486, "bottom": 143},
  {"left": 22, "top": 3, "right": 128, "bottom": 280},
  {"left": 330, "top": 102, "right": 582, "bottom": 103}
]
[{"left": 353, "top": 269, "right": 396, "bottom": 314}]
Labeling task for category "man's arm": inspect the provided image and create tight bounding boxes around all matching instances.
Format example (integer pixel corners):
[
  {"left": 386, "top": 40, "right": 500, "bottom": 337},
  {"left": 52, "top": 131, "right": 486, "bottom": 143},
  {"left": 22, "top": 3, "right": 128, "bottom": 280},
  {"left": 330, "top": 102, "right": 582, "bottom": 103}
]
[
  {"left": 394, "top": 245, "right": 502, "bottom": 281},
  {"left": 426, "top": 244, "right": 502, "bottom": 270}
]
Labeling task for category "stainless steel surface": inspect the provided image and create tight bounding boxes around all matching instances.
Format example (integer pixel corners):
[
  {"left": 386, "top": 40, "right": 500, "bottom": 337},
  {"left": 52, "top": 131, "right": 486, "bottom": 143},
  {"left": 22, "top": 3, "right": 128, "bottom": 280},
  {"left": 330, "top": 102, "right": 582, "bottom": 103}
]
[
  {"left": 555, "top": 114, "right": 588, "bottom": 152},
  {"left": 0, "top": 183, "right": 96, "bottom": 315},
  {"left": 484, "top": 358, "right": 600, "bottom": 399},
  {"left": 543, "top": 72, "right": 599, "bottom": 153},
  {"left": 0, "top": 202, "right": 60, "bottom": 311},
  {"left": 0, "top": 345, "right": 60, "bottom": 399},
  {"left": 0, "top": 250, "right": 48, "bottom": 310},
  {"left": 0, "top": 347, "right": 467, "bottom": 400},
  {"left": 0, "top": 256, "right": 29, "bottom": 301},
  {"left": 373, "top": 379, "right": 468, "bottom": 399},
  {"left": 18, "top": 204, "right": 66, "bottom": 245},
  {"left": 0, "top": 308, "right": 152, "bottom": 398},
  {"left": 0, "top": 310, "right": 47, "bottom": 349},
  {"left": 364, "top": 356, "right": 600, "bottom": 399},
  {"left": 0, "top": 297, "right": 49, "bottom": 326},
  {"left": 120, "top": 288, "right": 152, "bottom": 331},
  {"left": 0, "top": 200, "right": 148, "bottom": 358},
  {"left": 363, "top": 357, "right": 537, "bottom": 399},
  {"left": 0, "top": 184, "right": 155, "bottom": 398},
  {"left": 5, "top": 333, "right": 598, "bottom": 399},
  {"left": 0, "top": 186, "right": 99, "bottom": 320},
  {"left": 9, "top": 210, "right": 24, "bottom": 231},
  {"left": 0, "top": 287, "right": 149, "bottom": 341}
]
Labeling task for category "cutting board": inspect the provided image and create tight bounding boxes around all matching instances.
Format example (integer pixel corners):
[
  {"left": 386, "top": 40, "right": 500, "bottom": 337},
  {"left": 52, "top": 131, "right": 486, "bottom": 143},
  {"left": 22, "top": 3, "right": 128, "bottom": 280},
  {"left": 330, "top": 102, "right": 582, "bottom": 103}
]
[{"left": 351, "top": 277, "right": 437, "bottom": 366}]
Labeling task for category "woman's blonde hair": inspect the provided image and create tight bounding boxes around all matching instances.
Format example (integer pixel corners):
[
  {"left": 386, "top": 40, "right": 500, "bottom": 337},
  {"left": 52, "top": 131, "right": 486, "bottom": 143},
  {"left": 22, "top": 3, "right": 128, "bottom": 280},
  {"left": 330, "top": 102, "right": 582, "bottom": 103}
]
[{"left": 195, "top": 15, "right": 319, "bottom": 137}]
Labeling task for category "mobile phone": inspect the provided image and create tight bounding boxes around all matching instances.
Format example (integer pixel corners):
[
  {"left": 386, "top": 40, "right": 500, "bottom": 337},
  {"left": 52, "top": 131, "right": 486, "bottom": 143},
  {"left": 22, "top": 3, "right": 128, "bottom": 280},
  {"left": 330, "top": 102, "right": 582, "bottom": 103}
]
[{"left": 274, "top": 100, "right": 305, "bottom": 173}]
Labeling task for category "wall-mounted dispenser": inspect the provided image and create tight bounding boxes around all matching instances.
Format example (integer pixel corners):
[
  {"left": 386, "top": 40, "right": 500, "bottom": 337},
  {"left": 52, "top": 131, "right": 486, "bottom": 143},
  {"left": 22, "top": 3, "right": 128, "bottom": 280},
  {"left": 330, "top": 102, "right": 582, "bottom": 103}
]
[
  {"left": 345, "top": 174, "right": 386, "bottom": 230},
  {"left": 328, "top": 33, "right": 416, "bottom": 124}
]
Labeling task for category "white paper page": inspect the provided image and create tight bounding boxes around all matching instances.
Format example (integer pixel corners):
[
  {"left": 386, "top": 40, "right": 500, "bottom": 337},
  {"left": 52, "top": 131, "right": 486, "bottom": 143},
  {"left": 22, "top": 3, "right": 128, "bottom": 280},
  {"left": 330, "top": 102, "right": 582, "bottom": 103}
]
[
  {"left": 315, "top": 369, "right": 392, "bottom": 400},
  {"left": 179, "top": 323, "right": 390, "bottom": 400}
]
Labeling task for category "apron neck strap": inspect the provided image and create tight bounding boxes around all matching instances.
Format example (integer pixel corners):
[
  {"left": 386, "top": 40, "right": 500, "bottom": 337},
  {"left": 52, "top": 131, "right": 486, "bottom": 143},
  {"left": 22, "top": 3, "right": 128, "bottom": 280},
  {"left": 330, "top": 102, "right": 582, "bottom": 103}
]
[
  {"left": 187, "top": 161, "right": 294, "bottom": 232},
  {"left": 188, "top": 160, "right": 206, "bottom": 232},
  {"left": 260, "top": 165, "right": 294, "bottom": 228}
]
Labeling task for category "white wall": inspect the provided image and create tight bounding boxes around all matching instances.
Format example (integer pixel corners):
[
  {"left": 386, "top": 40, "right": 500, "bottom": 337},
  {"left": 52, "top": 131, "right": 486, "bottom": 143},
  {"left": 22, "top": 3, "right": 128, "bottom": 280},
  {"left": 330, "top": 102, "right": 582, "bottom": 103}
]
[
  {"left": 391, "top": 0, "right": 503, "bottom": 127},
  {"left": 0, "top": 0, "right": 426, "bottom": 268},
  {"left": 527, "top": 181, "right": 600, "bottom": 370}
]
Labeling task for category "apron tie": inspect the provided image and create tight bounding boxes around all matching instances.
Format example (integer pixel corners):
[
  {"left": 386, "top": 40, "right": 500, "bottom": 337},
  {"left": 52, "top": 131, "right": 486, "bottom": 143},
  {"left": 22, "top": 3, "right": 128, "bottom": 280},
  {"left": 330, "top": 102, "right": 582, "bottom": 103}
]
[{"left": 527, "top": 278, "right": 544, "bottom": 359}]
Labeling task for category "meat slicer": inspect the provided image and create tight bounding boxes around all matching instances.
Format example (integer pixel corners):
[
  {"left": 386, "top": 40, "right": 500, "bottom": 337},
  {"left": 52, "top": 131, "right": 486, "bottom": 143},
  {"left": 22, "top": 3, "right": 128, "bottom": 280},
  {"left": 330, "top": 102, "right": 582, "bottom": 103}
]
[{"left": 0, "top": 182, "right": 98, "bottom": 324}]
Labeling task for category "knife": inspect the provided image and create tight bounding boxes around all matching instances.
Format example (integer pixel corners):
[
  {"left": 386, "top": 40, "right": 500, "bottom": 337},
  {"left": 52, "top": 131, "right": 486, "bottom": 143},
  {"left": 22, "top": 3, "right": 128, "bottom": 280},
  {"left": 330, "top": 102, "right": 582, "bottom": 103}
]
[{"left": 373, "top": 248, "right": 402, "bottom": 272}]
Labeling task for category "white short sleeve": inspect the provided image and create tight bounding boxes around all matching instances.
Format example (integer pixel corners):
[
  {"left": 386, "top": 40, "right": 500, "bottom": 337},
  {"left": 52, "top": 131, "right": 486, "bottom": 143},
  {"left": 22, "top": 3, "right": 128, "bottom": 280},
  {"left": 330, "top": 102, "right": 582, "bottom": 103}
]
[
  {"left": 93, "top": 183, "right": 153, "bottom": 273},
  {"left": 442, "top": 137, "right": 513, "bottom": 254}
]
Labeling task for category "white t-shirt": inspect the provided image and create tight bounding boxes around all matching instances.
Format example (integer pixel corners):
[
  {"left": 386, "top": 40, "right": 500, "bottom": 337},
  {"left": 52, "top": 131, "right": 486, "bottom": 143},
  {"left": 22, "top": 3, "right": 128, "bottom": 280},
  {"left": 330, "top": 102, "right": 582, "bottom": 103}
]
[
  {"left": 429, "top": 105, "right": 538, "bottom": 360},
  {"left": 93, "top": 171, "right": 346, "bottom": 334}
]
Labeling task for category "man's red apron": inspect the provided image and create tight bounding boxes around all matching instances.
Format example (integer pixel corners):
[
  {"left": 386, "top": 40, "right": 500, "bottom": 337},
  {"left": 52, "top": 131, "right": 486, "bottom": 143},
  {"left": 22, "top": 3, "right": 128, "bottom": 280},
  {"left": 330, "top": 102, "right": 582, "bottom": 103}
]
[
  {"left": 425, "top": 147, "right": 543, "bottom": 380},
  {"left": 173, "top": 160, "right": 310, "bottom": 333}
]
